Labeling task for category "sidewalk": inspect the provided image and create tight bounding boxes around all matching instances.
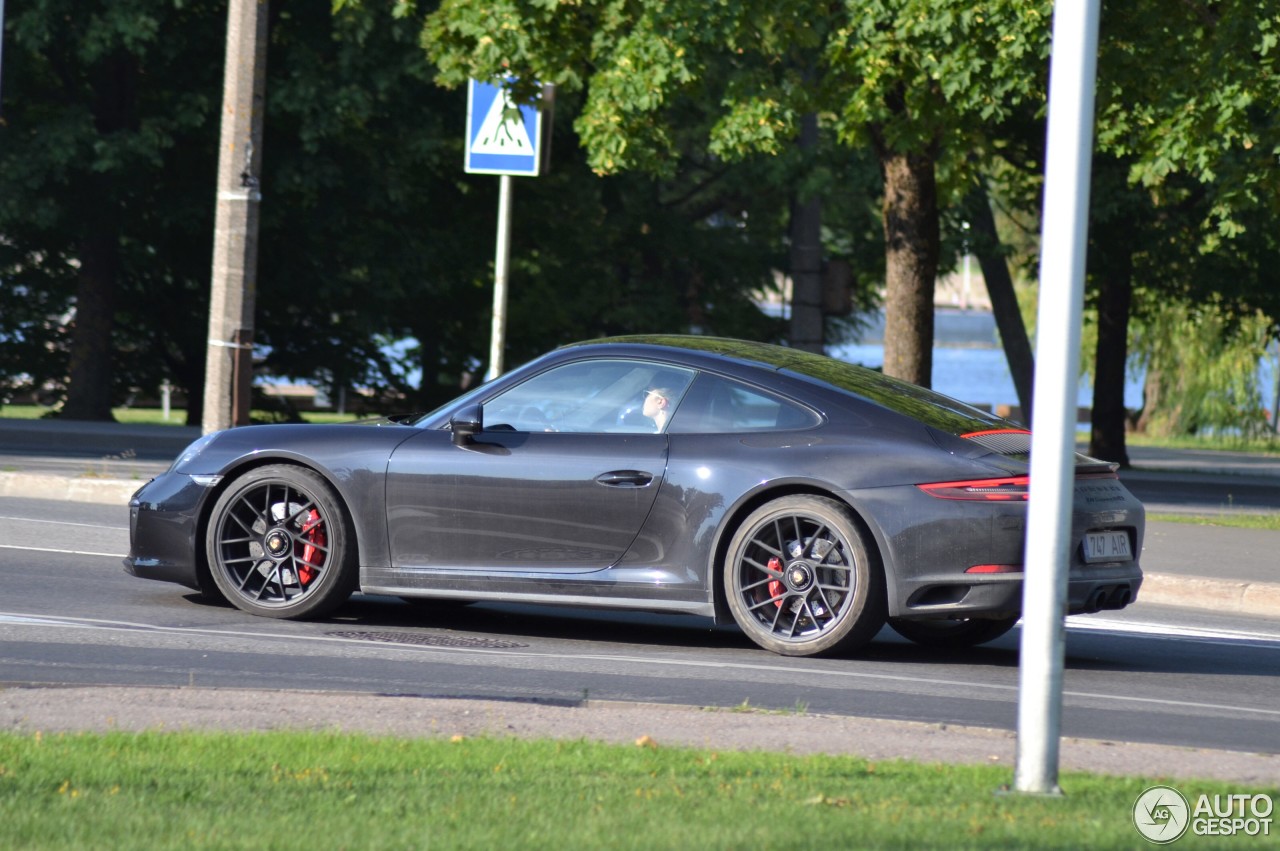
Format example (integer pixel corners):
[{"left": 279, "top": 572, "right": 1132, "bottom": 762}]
[
  {"left": 1, "top": 418, "right": 1276, "bottom": 617},
  {"left": 0, "top": 417, "right": 186, "bottom": 504}
]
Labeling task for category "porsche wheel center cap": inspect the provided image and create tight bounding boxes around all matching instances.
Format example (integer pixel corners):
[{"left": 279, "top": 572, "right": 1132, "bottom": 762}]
[
  {"left": 786, "top": 562, "right": 814, "bottom": 592},
  {"left": 265, "top": 531, "right": 290, "bottom": 557}
]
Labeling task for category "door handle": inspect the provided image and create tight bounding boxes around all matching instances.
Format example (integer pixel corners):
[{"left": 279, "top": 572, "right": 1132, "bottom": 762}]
[{"left": 595, "top": 470, "right": 654, "bottom": 487}]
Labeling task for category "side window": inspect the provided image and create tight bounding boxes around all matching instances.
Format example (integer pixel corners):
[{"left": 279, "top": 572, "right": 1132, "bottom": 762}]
[
  {"left": 483, "top": 360, "right": 695, "bottom": 434},
  {"left": 668, "top": 373, "right": 820, "bottom": 434}
]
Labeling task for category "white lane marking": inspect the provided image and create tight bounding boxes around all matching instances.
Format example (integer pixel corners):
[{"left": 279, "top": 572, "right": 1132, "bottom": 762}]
[
  {"left": 0, "top": 614, "right": 97, "bottom": 628},
  {"left": 0, "top": 514, "right": 125, "bottom": 531},
  {"left": 0, "top": 544, "right": 125, "bottom": 558},
  {"left": 1, "top": 611, "right": 1277, "bottom": 720},
  {"left": 1066, "top": 616, "right": 1280, "bottom": 645}
]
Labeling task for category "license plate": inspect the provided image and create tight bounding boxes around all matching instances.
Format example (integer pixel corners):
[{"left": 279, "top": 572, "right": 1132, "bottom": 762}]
[{"left": 1082, "top": 530, "right": 1132, "bottom": 563}]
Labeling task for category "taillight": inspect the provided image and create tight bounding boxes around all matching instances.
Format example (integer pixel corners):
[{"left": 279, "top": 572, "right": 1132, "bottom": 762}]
[{"left": 917, "top": 476, "right": 1031, "bottom": 501}]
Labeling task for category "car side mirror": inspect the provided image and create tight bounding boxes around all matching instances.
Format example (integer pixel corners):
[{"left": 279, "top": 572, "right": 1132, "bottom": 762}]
[{"left": 450, "top": 403, "right": 484, "bottom": 446}]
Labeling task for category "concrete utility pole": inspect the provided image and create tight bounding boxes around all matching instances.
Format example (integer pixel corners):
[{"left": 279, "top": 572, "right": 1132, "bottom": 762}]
[{"left": 203, "top": 0, "right": 269, "bottom": 434}]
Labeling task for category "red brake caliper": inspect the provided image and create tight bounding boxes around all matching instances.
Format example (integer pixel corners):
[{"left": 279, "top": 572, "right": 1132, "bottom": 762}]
[
  {"left": 766, "top": 557, "right": 785, "bottom": 608},
  {"left": 298, "top": 509, "right": 325, "bottom": 585}
]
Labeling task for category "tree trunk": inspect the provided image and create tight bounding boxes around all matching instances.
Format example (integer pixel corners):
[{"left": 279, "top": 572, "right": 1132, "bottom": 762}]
[
  {"left": 1135, "top": 366, "right": 1167, "bottom": 436},
  {"left": 61, "top": 233, "right": 119, "bottom": 421},
  {"left": 1088, "top": 242, "right": 1134, "bottom": 466},
  {"left": 878, "top": 147, "right": 939, "bottom": 387},
  {"left": 966, "top": 184, "right": 1035, "bottom": 424},
  {"left": 788, "top": 113, "right": 823, "bottom": 353},
  {"left": 61, "top": 50, "right": 137, "bottom": 421}
]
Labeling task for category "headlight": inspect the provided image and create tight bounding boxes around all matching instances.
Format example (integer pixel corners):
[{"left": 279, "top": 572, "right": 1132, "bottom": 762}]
[{"left": 169, "top": 431, "right": 221, "bottom": 473}]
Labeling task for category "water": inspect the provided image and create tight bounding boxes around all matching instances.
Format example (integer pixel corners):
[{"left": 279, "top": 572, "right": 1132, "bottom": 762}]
[
  {"left": 278, "top": 309, "right": 1280, "bottom": 425},
  {"left": 830, "top": 309, "right": 1280, "bottom": 423},
  {"left": 829, "top": 343, "right": 1144, "bottom": 413}
]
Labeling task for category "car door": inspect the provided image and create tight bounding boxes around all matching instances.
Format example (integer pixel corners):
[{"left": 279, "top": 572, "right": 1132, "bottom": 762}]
[{"left": 385, "top": 359, "right": 695, "bottom": 572}]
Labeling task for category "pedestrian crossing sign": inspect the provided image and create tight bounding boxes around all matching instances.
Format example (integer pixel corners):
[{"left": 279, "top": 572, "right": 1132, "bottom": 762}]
[{"left": 465, "top": 78, "right": 543, "bottom": 176}]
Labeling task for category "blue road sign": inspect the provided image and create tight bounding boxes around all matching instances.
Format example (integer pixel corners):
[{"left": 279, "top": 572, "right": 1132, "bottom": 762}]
[{"left": 465, "top": 79, "right": 542, "bottom": 176}]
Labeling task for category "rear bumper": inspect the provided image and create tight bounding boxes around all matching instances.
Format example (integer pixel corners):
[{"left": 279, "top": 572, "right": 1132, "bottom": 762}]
[
  {"left": 850, "top": 475, "right": 1146, "bottom": 620},
  {"left": 892, "top": 564, "right": 1143, "bottom": 619}
]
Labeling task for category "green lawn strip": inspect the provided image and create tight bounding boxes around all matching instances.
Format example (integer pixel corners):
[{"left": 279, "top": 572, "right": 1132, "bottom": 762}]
[
  {"left": 1, "top": 731, "right": 1268, "bottom": 850},
  {"left": 1148, "top": 512, "right": 1280, "bottom": 531},
  {"left": 0, "top": 405, "right": 363, "bottom": 426},
  {"left": 1124, "top": 433, "right": 1280, "bottom": 455}
]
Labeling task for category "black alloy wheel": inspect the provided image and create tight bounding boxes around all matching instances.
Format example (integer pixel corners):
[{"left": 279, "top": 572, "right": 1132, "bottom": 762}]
[
  {"left": 724, "top": 495, "right": 885, "bottom": 656},
  {"left": 206, "top": 464, "right": 357, "bottom": 619},
  {"left": 887, "top": 616, "right": 1019, "bottom": 648}
]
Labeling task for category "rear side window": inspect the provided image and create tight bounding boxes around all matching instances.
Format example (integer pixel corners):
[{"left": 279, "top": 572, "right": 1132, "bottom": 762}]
[{"left": 669, "top": 374, "right": 819, "bottom": 433}]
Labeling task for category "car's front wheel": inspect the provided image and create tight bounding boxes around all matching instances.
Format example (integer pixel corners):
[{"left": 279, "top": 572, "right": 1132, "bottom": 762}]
[
  {"left": 724, "top": 495, "right": 885, "bottom": 656},
  {"left": 206, "top": 464, "right": 357, "bottom": 619},
  {"left": 887, "top": 616, "right": 1019, "bottom": 648}
]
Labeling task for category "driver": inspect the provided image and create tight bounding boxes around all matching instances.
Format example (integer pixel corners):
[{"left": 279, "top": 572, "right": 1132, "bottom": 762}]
[{"left": 642, "top": 387, "right": 674, "bottom": 433}]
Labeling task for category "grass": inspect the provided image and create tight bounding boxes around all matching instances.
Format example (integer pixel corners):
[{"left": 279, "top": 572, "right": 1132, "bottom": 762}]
[
  {"left": 0, "top": 405, "right": 365, "bottom": 425},
  {"left": 1148, "top": 512, "right": 1280, "bottom": 531},
  {"left": 1125, "top": 431, "right": 1280, "bottom": 455},
  {"left": 1, "top": 731, "right": 1269, "bottom": 850}
]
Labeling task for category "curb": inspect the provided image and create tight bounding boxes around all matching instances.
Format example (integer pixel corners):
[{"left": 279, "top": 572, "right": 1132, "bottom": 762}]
[
  {"left": 3, "top": 471, "right": 1278, "bottom": 618},
  {"left": 0, "top": 472, "right": 144, "bottom": 505},
  {"left": 1138, "top": 573, "right": 1280, "bottom": 619}
]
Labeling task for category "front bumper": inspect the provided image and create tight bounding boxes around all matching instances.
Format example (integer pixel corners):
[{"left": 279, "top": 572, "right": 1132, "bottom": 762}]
[{"left": 123, "top": 472, "right": 212, "bottom": 591}]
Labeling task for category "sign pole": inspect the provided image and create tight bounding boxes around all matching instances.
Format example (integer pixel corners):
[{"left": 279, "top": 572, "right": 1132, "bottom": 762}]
[
  {"left": 1014, "top": 0, "right": 1101, "bottom": 795},
  {"left": 465, "top": 78, "right": 547, "bottom": 382},
  {"left": 487, "top": 174, "right": 514, "bottom": 381}
]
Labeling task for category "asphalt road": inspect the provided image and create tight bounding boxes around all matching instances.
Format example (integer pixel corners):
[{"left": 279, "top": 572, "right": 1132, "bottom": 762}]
[{"left": 2, "top": 495, "right": 1278, "bottom": 756}]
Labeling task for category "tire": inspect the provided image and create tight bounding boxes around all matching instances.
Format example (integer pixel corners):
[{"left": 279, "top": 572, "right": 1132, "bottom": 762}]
[
  {"left": 724, "top": 495, "right": 885, "bottom": 656},
  {"left": 205, "top": 464, "right": 357, "bottom": 619},
  {"left": 887, "top": 616, "right": 1018, "bottom": 648}
]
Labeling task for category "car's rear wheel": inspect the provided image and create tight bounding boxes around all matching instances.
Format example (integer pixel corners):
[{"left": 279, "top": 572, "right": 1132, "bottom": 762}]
[
  {"left": 887, "top": 616, "right": 1018, "bottom": 648},
  {"left": 206, "top": 465, "right": 356, "bottom": 619},
  {"left": 724, "top": 495, "right": 885, "bottom": 656}
]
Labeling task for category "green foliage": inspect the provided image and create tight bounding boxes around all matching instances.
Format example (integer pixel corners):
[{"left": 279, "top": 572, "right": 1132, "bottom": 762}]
[
  {"left": 1095, "top": 1, "right": 1280, "bottom": 247},
  {"left": 2, "top": 1, "right": 798, "bottom": 417},
  {"left": 418, "top": 0, "right": 1053, "bottom": 188},
  {"left": 0, "top": 0, "right": 226, "bottom": 413},
  {"left": 1131, "top": 298, "right": 1273, "bottom": 438},
  {"left": 6, "top": 0, "right": 1279, "bottom": 429}
]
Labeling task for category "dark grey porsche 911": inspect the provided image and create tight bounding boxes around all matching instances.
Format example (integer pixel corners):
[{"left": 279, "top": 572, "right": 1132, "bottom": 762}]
[{"left": 126, "top": 336, "right": 1144, "bottom": 656}]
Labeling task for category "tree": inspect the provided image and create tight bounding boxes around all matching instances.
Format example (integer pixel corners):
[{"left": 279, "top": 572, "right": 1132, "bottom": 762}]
[
  {"left": 1082, "top": 0, "right": 1280, "bottom": 458},
  {"left": 963, "top": 180, "right": 1036, "bottom": 424},
  {"left": 408, "top": 0, "right": 1054, "bottom": 387},
  {"left": 259, "top": 6, "right": 795, "bottom": 410},
  {"left": 2, "top": 1, "right": 803, "bottom": 421},
  {"left": 0, "top": 0, "right": 225, "bottom": 421}
]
